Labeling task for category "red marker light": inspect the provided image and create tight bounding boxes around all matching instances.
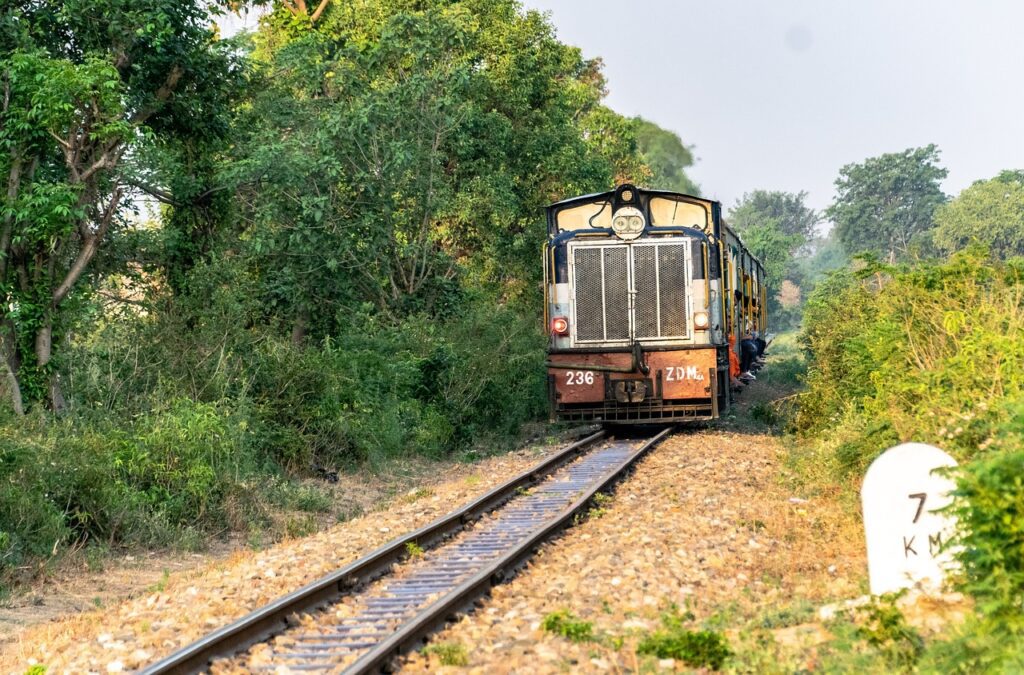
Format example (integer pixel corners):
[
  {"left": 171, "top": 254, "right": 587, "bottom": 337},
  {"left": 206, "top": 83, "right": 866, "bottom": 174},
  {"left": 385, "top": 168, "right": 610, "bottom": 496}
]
[{"left": 551, "top": 316, "right": 569, "bottom": 335}]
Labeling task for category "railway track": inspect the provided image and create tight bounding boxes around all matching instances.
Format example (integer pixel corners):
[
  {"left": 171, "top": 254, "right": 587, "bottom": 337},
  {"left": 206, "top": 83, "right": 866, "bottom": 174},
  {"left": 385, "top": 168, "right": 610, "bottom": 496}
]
[{"left": 142, "top": 428, "right": 671, "bottom": 674}]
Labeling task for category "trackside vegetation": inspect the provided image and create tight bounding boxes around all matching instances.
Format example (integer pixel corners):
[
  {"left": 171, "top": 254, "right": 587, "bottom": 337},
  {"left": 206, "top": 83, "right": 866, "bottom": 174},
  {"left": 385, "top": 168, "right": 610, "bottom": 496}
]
[
  {"left": 0, "top": 0, "right": 699, "bottom": 590},
  {"left": 795, "top": 250, "right": 1024, "bottom": 669}
]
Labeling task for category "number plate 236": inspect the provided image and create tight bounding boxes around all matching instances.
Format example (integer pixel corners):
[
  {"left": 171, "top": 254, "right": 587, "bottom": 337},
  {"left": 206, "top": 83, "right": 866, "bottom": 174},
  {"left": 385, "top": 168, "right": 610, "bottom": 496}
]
[{"left": 565, "top": 371, "right": 595, "bottom": 385}]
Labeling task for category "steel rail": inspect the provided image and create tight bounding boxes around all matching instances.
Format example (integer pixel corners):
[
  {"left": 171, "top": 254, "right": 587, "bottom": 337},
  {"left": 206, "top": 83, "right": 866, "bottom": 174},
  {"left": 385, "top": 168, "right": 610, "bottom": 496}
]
[
  {"left": 141, "top": 430, "right": 605, "bottom": 675},
  {"left": 346, "top": 426, "right": 671, "bottom": 674}
]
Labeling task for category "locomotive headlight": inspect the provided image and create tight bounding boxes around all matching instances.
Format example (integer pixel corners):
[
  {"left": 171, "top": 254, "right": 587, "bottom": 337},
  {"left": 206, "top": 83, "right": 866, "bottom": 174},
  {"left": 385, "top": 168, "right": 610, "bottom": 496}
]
[
  {"left": 611, "top": 206, "right": 645, "bottom": 240},
  {"left": 693, "top": 311, "right": 710, "bottom": 330},
  {"left": 551, "top": 316, "right": 570, "bottom": 335}
]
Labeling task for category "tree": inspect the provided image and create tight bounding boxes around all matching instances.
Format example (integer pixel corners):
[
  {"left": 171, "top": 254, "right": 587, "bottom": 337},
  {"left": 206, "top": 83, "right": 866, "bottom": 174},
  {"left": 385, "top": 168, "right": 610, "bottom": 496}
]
[
  {"left": 728, "top": 190, "right": 817, "bottom": 328},
  {"left": 633, "top": 117, "right": 698, "bottom": 195},
  {"left": 730, "top": 190, "right": 819, "bottom": 241},
  {"left": 934, "top": 170, "right": 1024, "bottom": 259},
  {"left": 826, "top": 145, "right": 948, "bottom": 263},
  {"left": 231, "top": 0, "right": 637, "bottom": 341},
  {"left": 0, "top": 1, "right": 237, "bottom": 413}
]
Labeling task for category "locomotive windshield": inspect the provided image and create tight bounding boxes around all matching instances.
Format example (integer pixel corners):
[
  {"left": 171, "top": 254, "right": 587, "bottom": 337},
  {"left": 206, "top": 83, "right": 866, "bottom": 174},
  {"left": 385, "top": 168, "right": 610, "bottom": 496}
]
[
  {"left": 550, "top": 191, "right": 711, "bottom": 235},
  {"left": 554, "top": 199, "right": 613, "bottom": 231}
]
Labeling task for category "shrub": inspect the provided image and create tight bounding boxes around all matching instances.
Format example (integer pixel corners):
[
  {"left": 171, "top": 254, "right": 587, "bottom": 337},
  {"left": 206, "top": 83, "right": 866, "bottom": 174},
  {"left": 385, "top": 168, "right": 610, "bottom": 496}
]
[
  {"left": 422, "top": 641, "right": 469, "bottom": 666},
  {"left": 636, "top": 628, "right": 732, "bottom": 669},
  {"left": 797, "top": 252, "right": 1024, "bottom": 478},
  {"left": 541, "top": 609, "right": 594, "bottom": 642}
]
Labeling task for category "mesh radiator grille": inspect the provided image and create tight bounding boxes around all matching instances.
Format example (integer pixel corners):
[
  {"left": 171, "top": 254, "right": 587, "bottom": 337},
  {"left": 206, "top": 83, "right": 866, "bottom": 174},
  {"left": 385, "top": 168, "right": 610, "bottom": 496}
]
[
  {"left": 571, "top": 240, "right": 689, "bottom": 343},
  {"left": 657, "top": 244, "right": 689, "bottom": 338}
]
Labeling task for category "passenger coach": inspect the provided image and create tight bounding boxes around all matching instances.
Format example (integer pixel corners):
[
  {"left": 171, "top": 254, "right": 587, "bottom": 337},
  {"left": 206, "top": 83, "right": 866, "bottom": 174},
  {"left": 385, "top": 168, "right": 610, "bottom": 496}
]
[{"left": 544, "top": 184, "right": 766, "bottom": 424}]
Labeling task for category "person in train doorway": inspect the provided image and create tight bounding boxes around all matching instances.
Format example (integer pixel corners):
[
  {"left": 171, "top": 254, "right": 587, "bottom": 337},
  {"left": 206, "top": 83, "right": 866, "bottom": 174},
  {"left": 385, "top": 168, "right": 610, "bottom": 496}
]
[
  {"left": 739, "top": 322, "right": 759, "bottom": 384},
  {"left": 727, "top": 333, "right": 745, "bottom": 391}
]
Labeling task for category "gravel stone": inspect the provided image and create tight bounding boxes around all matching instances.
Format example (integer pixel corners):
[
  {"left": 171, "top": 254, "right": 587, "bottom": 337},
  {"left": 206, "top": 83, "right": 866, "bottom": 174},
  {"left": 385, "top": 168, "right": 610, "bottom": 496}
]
[{"left": 402, "top": 429, "right": 865, "bottom": 673}]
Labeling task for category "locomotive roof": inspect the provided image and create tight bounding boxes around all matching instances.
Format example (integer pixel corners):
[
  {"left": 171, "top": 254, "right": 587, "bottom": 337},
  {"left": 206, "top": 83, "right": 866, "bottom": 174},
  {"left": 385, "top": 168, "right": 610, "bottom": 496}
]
[{"left": 546, "top": 186, "right": 718, "bottom": 210}]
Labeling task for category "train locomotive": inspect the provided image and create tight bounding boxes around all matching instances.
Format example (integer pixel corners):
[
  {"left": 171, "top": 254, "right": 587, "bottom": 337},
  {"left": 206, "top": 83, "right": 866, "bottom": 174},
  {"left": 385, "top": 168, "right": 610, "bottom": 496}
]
[{"left": 544, "top": 184, "right": 766, "bottom": 424}]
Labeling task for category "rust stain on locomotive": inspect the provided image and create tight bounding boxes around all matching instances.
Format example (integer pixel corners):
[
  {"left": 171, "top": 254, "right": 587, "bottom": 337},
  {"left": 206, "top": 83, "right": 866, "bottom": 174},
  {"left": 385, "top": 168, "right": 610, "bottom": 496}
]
[{"left": 548, "top": 349, "right": 717, "bottom": 404}]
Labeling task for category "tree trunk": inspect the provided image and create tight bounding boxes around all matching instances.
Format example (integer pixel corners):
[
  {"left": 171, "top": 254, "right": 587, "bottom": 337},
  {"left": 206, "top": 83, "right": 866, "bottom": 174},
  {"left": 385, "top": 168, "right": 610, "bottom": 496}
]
[
  {"left": 34, "top": 322, "right": 65, "bottom": 414},
  {"left": 2, "top": 356, "right": 23, "bottom": 416},
  {"left": 291, "top": 308, "right": 310, "bottom": 348},
  {"left": 0, "top": 321, "right": 24, "bottom": 415}
]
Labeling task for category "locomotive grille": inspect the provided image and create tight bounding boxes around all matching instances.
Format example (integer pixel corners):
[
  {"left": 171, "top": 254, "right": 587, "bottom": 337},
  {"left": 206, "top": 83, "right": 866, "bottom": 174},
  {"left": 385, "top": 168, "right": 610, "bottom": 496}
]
[
  {"left": 603, "top": 248, "right": 630, "bottom": 340},
  {"left": 570, "top": 240, "right": 691, "bottom": 344},
  {"left": 656, "top": 243, "right": 690, "bottom": 338},
  {"left": 572, "top": 246, "right": 630, "bottom": 342}
]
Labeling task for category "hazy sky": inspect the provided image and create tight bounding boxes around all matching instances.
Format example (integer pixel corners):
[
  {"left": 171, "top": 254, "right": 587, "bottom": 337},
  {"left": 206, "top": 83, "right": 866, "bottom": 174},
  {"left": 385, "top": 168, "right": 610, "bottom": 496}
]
[{"left": 521, "top": 0, "right": 1024, "bottom": 218}]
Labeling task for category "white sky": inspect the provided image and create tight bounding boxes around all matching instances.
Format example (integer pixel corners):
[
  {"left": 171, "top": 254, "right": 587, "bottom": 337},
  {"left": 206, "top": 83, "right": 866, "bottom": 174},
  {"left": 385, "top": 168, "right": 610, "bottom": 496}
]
[{"left": 522, "top": 0, "right": 1024, "bottom": 216}]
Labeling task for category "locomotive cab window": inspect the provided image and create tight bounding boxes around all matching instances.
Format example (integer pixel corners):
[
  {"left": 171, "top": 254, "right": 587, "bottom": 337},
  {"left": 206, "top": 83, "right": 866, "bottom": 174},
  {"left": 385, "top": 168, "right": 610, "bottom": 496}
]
[
  {"left": 554, "top": 200, "right": 613, "bottom": 232},
  {"left": 648, "top": 196, "right": 710, "bottom": 231}
]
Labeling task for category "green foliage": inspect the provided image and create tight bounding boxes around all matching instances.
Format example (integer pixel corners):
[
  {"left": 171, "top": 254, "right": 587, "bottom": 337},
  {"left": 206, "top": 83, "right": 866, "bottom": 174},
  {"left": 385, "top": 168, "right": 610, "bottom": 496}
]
[
  {"left": 0, "top": 401, "right": 284, "bottom": 588},
  {"left": 541, "top": 609, "right": 595, "bottom": 642},
  {"left": 934, "top": 170, "right": 1024, "bottom": 260},
  {"left": 942, "top": 440, "right": 1024, "bottom": 635},
  {"left": 853, "top": 596, "right": 924, "bottom": 668},
  {"left": 797, "top": 252, "right": 1024, "bottom": 476},
  {"left": 826, "top": 144, "right": 948, "bottom": 263},
  {"left": 729, "top": 191, "right": 818, "bottom": 329},
  {"left": 636, "top": 628, "right": 732, "bottom": 669},
  {"left": 421, "top": 641, "right": 470, "bottom": 666},
  {"left": 0, "top": 0, "right": 240, "bottom": 410},
  {"left": 730, "top": 190, "right": 820, "bottom": 241},
  {"left": 633, "top": 117, "right": 698, "bottom": 195}
]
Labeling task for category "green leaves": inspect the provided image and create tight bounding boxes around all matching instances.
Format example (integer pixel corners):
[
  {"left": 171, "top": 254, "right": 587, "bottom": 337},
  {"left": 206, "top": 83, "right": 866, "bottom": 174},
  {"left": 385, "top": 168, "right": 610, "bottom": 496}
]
[
  {"left": 934, "top": 170, "right": 1024, "bottom": 260},
  {"left": 826, "top": 144, "right": 948, "bottom": 263}
]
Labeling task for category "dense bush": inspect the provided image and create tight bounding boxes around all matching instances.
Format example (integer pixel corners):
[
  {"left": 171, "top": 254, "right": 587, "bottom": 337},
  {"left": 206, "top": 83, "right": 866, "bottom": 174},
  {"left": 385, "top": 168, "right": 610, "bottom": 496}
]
[
  {"left": 797, "top": 251, "right": 1024, "bottom": 477},
  {"left": 1, "top": 300, "right": 546, "bottom": 589},
  {"left": 796, "top": 251, "right": 1024, "bottom": 669}
]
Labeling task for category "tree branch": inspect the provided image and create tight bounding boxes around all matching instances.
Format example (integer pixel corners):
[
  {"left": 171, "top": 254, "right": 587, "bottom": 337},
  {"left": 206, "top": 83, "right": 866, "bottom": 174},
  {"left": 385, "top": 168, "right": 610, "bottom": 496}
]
[
  {"left": 52, "top": 187, "right": 124, "bottom": 306},
  {"left": 310, "top": 0, "right": 330, "bottom": 23},
  {"left": 131, "top": 65, "right": 183, "bottom": 125}
]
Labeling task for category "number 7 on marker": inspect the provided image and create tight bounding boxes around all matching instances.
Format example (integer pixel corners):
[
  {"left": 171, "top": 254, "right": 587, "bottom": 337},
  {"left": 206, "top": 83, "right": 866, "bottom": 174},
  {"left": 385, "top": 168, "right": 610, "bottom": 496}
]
[{"left": 908, "top": 492, "right": 927, "bottom": 523}]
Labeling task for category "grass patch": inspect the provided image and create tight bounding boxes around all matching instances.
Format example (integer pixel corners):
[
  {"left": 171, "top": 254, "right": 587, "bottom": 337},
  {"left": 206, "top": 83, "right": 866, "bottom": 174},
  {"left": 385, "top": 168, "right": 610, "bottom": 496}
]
[
  {"left": 637, "top": 628, "right": 732, "bottom": 669},
  {"left": 541, "top": 609, "right": 594, "bottom": 642},
  {"left": 422, "top": 641, "right": 469, "bottom": 666}
]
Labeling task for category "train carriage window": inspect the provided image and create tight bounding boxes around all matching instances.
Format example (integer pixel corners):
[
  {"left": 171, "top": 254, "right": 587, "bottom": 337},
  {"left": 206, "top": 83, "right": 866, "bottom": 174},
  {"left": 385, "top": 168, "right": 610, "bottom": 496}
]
[
  {"left": 555, "top": 200, "right": 613, "bottom": 231},
  {"left": 649, "top": 197, "right": 709, "bottom": 230}
]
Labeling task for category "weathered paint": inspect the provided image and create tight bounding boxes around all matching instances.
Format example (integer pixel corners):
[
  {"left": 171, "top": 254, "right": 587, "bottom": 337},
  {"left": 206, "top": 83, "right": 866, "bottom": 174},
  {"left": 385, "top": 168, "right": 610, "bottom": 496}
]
[
  {"left": 548, "top": 348, "right": 717, "bottom": 404},
  {"left": 648, "top": 349, "right": 717, "bottom": 399}
]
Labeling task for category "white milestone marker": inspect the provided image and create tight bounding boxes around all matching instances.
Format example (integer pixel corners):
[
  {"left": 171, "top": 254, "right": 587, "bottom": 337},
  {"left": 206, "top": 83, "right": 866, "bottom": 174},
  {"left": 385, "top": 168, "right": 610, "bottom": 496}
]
[{"left": 861, "top": 442, "right": 958, "bottom": 595}]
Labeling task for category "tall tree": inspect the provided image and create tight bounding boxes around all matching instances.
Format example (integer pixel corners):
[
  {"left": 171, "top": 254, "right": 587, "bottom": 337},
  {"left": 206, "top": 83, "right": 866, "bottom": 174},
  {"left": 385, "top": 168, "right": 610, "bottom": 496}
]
[
  {"left": 826, "top": 145, "right": 947, "bottom": 263},
  {"left": 730, "top": 190, "right": 819, "bottom": 241},
  {"left": 232, "top": 0, "right": 637, "bottom": 341},
  {"left": 633, "top": 117, "right": 698, "bottom": 195},
  {"left": 728, "top": 190, "right": 817, "bottom": 327},
  {"left": 0, "top": 1, "right": 237, "bottom": 413},
  {"left": 934, "top": 170, "right": 1024, "bottom": 259}
]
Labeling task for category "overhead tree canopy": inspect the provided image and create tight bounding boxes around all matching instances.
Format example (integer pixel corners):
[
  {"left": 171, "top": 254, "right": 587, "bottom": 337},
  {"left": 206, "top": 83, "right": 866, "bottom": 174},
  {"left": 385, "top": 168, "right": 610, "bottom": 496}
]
[
  {"left": 231, "top": 0, "right": 649, "bottom": 342},
  {"left": 934, "top": 170, "right": 1024, "bottom": 260},
  {"left": 826, "top": 144, "right": 948, "bottom": 263}
]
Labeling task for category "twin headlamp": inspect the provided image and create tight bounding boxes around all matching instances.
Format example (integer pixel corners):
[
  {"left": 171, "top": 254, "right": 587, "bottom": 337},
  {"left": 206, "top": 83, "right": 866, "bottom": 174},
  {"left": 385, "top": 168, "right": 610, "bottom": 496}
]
[{"left": 611, "top": 206, "right": 645, "bottom": 240}]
